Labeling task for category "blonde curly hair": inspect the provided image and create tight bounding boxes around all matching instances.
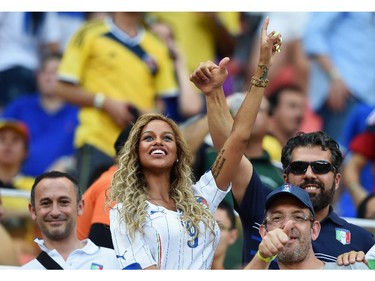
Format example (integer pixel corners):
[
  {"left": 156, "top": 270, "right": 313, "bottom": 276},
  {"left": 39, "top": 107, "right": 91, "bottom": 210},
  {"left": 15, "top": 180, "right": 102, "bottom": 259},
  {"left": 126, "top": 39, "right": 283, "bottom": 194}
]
[{"left": 108, "top": 113, "right": 216, "bottom": 240}]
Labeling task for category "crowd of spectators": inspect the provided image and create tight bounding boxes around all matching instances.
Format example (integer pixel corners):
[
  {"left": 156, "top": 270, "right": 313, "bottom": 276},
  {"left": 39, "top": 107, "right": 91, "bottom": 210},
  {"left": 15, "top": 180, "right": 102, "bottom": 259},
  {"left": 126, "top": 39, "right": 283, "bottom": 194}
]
[{"left": 0, "top": 11, "right": 375, "bottom": 269}]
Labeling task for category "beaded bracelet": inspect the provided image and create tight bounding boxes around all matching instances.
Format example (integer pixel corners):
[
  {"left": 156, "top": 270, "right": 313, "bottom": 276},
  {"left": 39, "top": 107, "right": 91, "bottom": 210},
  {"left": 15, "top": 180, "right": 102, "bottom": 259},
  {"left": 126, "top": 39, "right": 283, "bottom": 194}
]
[{"left": 251, "top": 77, "right": 269, "bottom": 88}]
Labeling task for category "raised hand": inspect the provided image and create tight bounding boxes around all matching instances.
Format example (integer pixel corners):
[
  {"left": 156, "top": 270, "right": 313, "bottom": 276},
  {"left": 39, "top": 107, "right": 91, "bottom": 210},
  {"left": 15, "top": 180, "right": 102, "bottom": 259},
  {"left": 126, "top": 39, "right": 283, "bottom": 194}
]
[
  {"left": 258, "top": 16, "right": 283, "bottom": 67},
  {"left": 189, "top": 57, "right": 230, "bottom": 94},
  {"left": 258, "top": 220, "right": 292, "bottom": 259}
]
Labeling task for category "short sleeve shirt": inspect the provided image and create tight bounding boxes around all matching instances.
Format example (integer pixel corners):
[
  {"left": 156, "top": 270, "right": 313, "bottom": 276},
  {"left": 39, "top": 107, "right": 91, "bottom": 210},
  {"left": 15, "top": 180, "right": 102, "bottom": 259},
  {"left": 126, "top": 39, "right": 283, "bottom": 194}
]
[
  {"left": 21, "top": 238, "right": 120, "bottom": 270},
  {"left": 110, "top": 170, "right": 230, "bottom": 269},
  {"left": 236, "top": 170, "right": 375, "bottom": 268}
]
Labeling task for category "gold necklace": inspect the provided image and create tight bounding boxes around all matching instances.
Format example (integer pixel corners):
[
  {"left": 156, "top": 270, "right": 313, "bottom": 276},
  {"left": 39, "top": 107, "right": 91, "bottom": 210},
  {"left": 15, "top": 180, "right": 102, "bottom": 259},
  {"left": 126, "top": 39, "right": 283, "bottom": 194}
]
[{"left": 148, "top": 198, "right": 163, "bottom": 206}]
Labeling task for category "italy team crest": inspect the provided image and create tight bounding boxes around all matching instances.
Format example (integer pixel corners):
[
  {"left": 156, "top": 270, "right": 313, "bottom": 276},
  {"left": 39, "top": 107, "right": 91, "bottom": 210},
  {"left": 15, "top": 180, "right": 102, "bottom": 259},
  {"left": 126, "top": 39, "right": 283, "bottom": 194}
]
[
  {"left": 90, "top": 263, "right": 104, "bottom": 270},
  {"left": 335, "top": 228, "right": 351, "bottom": 245},
  {"left": 281, "top": 183, "right": 292, "bottom": 192}
]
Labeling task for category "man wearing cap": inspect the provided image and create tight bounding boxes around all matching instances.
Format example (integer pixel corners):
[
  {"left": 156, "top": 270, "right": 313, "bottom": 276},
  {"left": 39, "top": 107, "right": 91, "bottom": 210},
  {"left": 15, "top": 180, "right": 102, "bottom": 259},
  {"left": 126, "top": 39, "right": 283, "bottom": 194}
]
[
  {"left": 0, "top": 118, "right": 37, "bottom": 263},
  {"left": 191, "top": 45, "right": 374, "bottom": 270},
  {"left": 245, "top": 184, "right": 368, "bottom": 270},
  {"left": 0, "top": 118, "right": 34, "bottom": 214}
]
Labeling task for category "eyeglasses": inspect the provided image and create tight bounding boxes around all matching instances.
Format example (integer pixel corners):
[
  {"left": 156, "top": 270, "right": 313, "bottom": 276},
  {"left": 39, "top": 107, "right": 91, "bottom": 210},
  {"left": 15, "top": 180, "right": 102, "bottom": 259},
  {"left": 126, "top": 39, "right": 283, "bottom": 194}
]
[
  {"left": 286, "top": 160, "right": 336, "bottom": 175},
  {"left": 264, "top": 213, "right": 314, "bottom": 227}
]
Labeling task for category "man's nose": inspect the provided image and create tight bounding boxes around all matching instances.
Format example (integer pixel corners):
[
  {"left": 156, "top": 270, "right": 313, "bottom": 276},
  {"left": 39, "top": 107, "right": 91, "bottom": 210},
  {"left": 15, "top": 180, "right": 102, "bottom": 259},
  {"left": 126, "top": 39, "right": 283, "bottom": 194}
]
[{"left": 49, "top": 203, "right": 60, "bottom": 215}]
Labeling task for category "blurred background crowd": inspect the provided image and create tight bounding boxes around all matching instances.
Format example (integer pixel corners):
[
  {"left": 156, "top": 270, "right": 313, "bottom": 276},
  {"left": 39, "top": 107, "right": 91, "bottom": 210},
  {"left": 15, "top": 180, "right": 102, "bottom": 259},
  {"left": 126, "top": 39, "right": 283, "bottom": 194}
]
[{"left": 0, "top": 11, "right": 374, "bottom": 269}]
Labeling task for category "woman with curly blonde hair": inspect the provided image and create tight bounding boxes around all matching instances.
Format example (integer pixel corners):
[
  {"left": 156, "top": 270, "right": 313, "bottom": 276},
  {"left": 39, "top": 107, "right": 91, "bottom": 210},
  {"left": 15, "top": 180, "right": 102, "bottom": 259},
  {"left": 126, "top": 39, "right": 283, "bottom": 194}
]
[
  {"left": 109, "top": 113, "right": 224, "bottom": 269},
  {"left": 109, "top": 17, "right": 282, "bottom": 270}
]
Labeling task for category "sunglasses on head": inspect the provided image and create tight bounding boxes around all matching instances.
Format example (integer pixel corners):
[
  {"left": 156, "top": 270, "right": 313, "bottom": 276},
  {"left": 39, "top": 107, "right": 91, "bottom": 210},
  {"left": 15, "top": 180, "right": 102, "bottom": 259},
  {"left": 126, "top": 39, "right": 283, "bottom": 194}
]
[{"left": 286, "top": 160, "right": 336, "bottom": 175}]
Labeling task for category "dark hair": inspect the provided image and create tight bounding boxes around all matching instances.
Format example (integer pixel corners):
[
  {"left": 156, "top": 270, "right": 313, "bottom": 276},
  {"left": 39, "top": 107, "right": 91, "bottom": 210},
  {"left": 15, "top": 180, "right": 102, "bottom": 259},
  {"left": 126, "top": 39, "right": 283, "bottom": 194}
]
[
  {"left": 217, "top": 200, "right": 237, "bottom": 230},
  {"left": 267, "top": 84, "right": 304, "bottom": 116},
  {"left": 357, "top": 193, "right": 375, "bottom": 218},
  {"left": 30, "top": 171, "right": 81, "bottom": 207},
  {"left": 114, "top": 125, "right": 133, "bottom": 156},
  {"left": 39, "top": 52, "right": 62, "bottom": 71},
  {"left": 281, "top": 131, "right": 343, "bottom": 173}
]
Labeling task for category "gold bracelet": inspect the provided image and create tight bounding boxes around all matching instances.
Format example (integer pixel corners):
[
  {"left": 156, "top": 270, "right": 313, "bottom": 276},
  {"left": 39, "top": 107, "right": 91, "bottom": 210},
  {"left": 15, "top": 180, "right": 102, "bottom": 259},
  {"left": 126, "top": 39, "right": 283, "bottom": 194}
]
[
  {"left": 256, "top": 250, "right": 277, "bottom": 263},
  {"left": 251, "top": 76, "right": 269, "bottom": 88}
]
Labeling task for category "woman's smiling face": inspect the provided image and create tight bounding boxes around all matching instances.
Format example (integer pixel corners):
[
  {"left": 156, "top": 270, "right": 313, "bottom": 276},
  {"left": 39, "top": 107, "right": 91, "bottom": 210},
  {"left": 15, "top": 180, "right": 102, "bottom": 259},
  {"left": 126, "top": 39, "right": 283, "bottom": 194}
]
[{"left": 138, "top": 119, "right": 178, "bottom": 171}]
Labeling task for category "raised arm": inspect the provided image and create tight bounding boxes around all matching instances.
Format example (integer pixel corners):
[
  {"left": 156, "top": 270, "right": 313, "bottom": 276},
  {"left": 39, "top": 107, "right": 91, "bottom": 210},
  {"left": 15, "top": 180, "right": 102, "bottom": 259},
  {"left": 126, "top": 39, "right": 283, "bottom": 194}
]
[{"left": 190, "top": 17, "right": 282, "bottom": 195}]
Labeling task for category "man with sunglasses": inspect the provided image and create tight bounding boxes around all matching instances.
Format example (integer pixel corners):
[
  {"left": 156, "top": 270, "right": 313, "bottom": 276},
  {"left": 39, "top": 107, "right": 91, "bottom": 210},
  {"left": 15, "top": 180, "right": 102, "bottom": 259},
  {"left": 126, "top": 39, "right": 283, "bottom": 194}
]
[
  {"left": 244, "top": 183, "right": 368, "bottom": 269},
  {"left": 190, "top": 29, "right": 374, "bottom": 269},
  {"left": 280, "top": 132, "right": 374, "bottom": 262}
]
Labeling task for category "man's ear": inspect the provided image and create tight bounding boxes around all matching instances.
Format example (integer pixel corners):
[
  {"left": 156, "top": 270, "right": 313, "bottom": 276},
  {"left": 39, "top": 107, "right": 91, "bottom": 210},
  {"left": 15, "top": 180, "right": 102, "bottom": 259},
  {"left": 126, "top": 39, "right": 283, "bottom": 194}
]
[
  {"left": 334, "top": 172, "right": 341, "bottom": 191},
  {"left": 29, "top": 203, "right": 36, "bottom": 221},
  {"left": 77, "top": 199, "right": 84, "bottom": 216},
  {"left": 311, "top": 220, "right": 321, "bottom": 241},
  {"left": 283, "top": 173, "right": 288, "bottom": 183}
]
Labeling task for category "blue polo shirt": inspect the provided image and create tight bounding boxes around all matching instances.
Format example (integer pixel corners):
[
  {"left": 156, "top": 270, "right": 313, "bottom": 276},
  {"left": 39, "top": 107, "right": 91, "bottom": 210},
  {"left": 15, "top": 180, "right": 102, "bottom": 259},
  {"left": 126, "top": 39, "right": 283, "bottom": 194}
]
[
  {"left": 236, "top": 170, "right": 375, "bottom": 269},
  {"left": 314, "top": 207, "right": 374, "bottom": 262}
]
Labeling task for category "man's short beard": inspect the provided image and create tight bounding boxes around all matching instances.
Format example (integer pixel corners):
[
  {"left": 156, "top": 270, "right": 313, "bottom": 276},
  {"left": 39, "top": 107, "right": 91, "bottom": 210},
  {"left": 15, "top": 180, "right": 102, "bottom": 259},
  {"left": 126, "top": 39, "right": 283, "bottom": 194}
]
[
  {"left": 278, "top": 237, "right": 311, "bottom": 264},
  {"left": 308, "top": 181, "right": 335, "bottom": 212}
]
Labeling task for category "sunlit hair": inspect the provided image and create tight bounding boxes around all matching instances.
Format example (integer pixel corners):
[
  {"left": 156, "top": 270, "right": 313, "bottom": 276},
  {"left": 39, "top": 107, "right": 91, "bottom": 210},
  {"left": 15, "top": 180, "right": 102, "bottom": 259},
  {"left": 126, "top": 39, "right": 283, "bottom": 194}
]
[{"left": 108, "top": 113, "right": 216, "bottom": 240}]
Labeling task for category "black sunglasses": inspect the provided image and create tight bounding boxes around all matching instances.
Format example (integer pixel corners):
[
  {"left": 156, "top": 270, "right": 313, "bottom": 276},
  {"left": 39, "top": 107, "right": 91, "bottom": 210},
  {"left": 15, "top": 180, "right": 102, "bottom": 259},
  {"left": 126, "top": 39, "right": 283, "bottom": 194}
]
[{"left": 286, "top": 160, "right": 336, "bottom": 175}]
